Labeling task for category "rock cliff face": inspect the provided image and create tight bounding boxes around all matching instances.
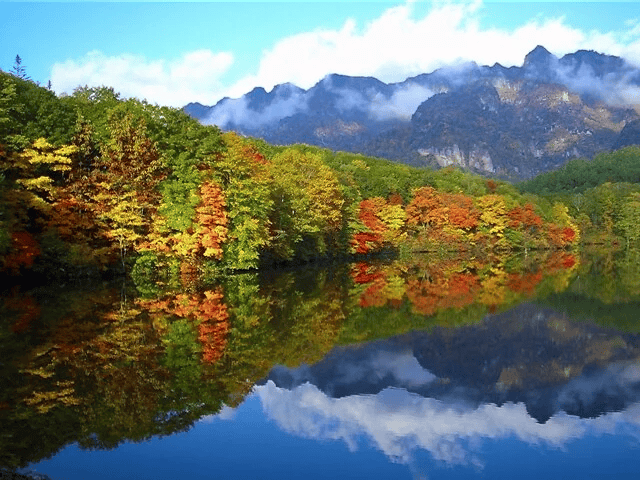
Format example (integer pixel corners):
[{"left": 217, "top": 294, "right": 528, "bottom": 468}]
[
  {"left": 407, "top": 80, "right": 635, "bottom": 178},
  {"left": 614, "top": 119, "right": 640, "bottom": 149},
  {"left": 184, "top": 46, "right": 640, "bottom": 180}
]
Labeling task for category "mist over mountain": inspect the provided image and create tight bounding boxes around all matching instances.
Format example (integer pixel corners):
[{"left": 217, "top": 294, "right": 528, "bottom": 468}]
[{"left": 184, "top": 46, "right": 640, "bottom": 180}]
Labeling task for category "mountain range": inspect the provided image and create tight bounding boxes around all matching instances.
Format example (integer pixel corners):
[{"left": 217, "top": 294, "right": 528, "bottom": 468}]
[{"left": 184, "top": 46, "right": 640, "bottom": 180}]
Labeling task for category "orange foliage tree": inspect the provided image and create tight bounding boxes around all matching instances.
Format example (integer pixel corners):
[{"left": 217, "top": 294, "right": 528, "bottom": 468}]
[
  {"left": 3, "top": 231, "right": 40, "bottom": 274},
  {"left": 405, "top": 187, "right": 446, "bottom": 230},
  {"left": 156, "top": 181, "right": 230, "bottom": 274},
  {"left": 546, "top": 203, "right": 580, "bottom": 248},
  {"left": 406, "top": 271, "right": 480, "bottom": 316},
  {"left": 507, "top": 203, "right": 543, "bottom": 230},
  {"left": 195, "top": 182, "right": 229, "bottom": 260},
  {"left": 351, "top": 197, "right": 406, "bottom": 254},
  {"left": 405, "top": 187, "right": 480, "bottom": 248},
  {"left": 351, "top": 198, "right": 386, "bottom": 254}
]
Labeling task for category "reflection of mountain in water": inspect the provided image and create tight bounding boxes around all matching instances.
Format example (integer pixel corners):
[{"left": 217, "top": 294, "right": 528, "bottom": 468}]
[{"left": 261, "top": 303, "right": 640, "bottom": 423}]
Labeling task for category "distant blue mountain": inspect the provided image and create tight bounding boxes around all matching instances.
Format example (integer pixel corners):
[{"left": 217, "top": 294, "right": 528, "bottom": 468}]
[{"left": 184, "top": 46, "right": 640, "bottom": 180}]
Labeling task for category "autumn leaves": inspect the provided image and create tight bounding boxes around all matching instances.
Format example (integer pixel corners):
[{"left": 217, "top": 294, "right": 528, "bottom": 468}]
[{"left": 351, "top": 185, "right": 579, "bottom": 255}]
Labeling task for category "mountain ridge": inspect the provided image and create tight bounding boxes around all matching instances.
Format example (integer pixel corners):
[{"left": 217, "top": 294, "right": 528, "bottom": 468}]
[{"left": 184, "top": 46, "right": 640, "bottom": 180}]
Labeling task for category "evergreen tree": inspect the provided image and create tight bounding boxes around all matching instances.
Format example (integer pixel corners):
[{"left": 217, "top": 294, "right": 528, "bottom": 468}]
[{"left": 10, "top": 55, "right": 30, "bottom": 81}]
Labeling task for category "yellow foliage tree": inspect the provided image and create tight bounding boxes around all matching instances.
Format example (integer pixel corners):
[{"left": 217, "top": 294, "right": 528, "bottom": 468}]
[{"left": 476, "top": 194, "right": 509, "bottom": 246}]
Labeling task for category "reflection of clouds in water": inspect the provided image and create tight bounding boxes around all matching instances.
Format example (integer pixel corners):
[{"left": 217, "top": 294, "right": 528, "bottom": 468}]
[
  {"left": 556, "top": 363, "right": 640, "bottom": 411},
  {"left": 371, "top": 351, "right": 437, "bottom": 387},
  {"left": 267, "top": 349, "right": 439, "bottom": 398},
  {"left": 200, "top": 404, "right": 238, "bottom": 422},
  {"left": 333, "top": 350, "right": 437, "bottom": 389},
  {"left": 554, "top": 362, "right": 640, "bottom": 433},
  {"left": 255, "top": 380, "right": 640, "bottom": 467},
  {"left": 215, "top": 404, "right": 239, "bottom": 421}
]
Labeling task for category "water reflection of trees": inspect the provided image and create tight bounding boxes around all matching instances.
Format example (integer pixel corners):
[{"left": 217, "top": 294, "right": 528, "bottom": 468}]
[
  {"left": 2, "top": 249, "right": 639, "bottom": 469},
  {"left": 541, "top": 248, "right": 640, "bottom": 332},
  {"left": 341, "top": 251, "right": 579, "bottom": 343}
]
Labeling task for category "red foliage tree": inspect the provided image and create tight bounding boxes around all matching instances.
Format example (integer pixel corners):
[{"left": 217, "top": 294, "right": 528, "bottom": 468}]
[
  {"left": 562, "top": 227, "right": 576, "bottom": 243},
  {"left": 3, "top": 232, "right": 40, "bottom": 274},
  {"left": 359, "top": 278, "right": 388, "bottom": 308},
  {"left": 3, "top": 289, "right": 41, "bottom": 333},
  {"left": 506, "top": 271, "right": 543, "bottom": 296},
  {"left": 351, "top": 262, "right": 385, "bottom": 284},
  {"left": 351, "top": 231, "right": 383, "bottom": 254},
  {"left": 351, "top": 198, "right": 389, "bottom": 254}
]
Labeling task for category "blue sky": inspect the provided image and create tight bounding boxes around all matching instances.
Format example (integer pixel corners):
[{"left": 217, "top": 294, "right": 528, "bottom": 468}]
[{"left": 2, "top": 1, "right": 640, "bottom": 107}]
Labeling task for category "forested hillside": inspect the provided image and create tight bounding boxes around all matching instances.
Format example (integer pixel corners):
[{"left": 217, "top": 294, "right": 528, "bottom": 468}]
[
  {"left": 518, "top": 147, "right": 640, "bottom": 246},
  {"left": 0, "top": 71, "right": 592, "bottom": 282},
  {"left": 518, "top": 146, "right": 640, "bottom": 194}
]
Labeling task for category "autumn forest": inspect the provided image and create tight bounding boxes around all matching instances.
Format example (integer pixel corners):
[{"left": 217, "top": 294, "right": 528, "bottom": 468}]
[{"left": 7, "top": 70, "right": 638, "bottom": 283}]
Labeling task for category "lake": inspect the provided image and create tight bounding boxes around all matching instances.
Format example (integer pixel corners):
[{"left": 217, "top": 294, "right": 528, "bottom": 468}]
[{"left": 2, "top": 249, "right": 640, "bottom": 479}]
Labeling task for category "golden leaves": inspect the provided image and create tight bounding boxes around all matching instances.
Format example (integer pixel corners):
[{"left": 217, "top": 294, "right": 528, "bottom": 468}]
[{"left": 23, "top": 381, "right": 81, "bottom": 414}]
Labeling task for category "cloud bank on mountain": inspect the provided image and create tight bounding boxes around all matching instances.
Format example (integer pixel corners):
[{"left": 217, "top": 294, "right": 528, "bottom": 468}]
[{"left": 205, "top": 84, "right": 308, "bottom": 130}]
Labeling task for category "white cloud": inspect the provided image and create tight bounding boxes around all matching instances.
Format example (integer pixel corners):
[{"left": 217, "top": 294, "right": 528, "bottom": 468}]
[
  {"left": 48, "top": 1, "right": 640, "bottom": 108},
  {"left": 369, "top": 83, "right": 437, "bottom": 121},
  {"left": 232, "top": 0, "right": 640, "bottom": 100},
  {"left": 50, "top": 49, "right": 234, "bottom": 107},
  {"left": 203, "top": 84, "right": 308, "bottom": 128}
]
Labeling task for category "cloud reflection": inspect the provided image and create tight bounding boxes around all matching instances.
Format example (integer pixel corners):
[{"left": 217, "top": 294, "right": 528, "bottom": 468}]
[{"left": 255, "top": 367, "right": 640, "bottom": 468}]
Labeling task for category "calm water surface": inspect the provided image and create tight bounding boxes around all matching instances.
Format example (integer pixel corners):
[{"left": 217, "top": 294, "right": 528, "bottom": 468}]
[{"left": 2, "top": 250, "right": 640, "bottom": 479}]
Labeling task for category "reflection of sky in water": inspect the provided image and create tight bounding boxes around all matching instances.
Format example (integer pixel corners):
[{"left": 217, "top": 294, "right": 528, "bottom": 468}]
[
  {"left": 255, "top": 359, "right": 640, "bottom": 469},
  {"left": 26, "top": 372, "right": 640, "bottom": 480},
  {"left": 24, "top": 312, "right": 640, "bottom": 479}
]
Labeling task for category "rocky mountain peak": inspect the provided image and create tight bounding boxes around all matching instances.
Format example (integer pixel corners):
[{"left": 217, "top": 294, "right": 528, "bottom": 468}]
[
  {"left": 185, "top": 46, "right": 640, "bottom": 180},
  {"left": 560, "top": 49, "right": 627, "bottom": 77},
  {"left": 522, "top": 45, "right": 557, "bottom": 81},
  {"left": 523, "top": 45, "right": 555, "bottom": 67}
]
